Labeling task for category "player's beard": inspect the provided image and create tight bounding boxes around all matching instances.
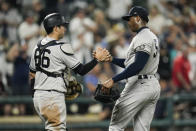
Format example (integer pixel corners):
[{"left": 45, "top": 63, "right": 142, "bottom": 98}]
[
  {"left": 129, "top": 24, "right": 137, "bottom": 32},
  {"left": 130, "top": 22, "right": 140, "bottom": 32}
]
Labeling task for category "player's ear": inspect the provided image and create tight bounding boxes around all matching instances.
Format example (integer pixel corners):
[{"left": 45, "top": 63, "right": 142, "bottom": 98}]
[
  {"left": 52, "top": 26, "right": 57, "bottom": 33},
  {"left": 135, "top": 16, "right": 141, "bottom": 24},
  {"left": 53, "top": 26, "right": 60, "bottom": 32}
]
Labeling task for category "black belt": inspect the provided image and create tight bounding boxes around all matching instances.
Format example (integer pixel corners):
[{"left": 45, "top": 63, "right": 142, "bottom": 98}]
[
  {"left": 36, "top": 89, "right": 64, "bottom": 93},
  {"left": 138, "top": 75, "right": 155, "bottom": 79},
  {"left": 45, "top": 89, "right": 64, "bottom": 93}
]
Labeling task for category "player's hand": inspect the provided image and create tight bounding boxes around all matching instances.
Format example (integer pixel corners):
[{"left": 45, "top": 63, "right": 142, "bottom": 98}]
[
  {"left": 93, "top": 47, "right": 112, "bottom": 62},
  {"left": 102, "top": 78, "right": 114, "bottom": 89},
  {"left": 92, "top": 50, "right": 96, "bottom": 59}
]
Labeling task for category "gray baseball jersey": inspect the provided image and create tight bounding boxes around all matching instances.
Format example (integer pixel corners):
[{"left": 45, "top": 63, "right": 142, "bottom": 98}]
[
  {"left": 124, "top": 28, "right": 159, "bottom": 85},
  {"left": 125, "top": 28, "right": 159, "bottom": 75},
  {"left": 29, "top": 36, "right": 80, "bottom": 92},
  {"left": 109, "top": 28, "right": 161, "bottom": 131}
]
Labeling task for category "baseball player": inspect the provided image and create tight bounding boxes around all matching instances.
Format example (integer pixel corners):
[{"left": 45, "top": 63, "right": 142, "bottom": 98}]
[
  {"left": 29, "top": 13, "right": 109, "bottom": 131},
  {"left": 100, "top": 6, "right": 161, "bottom": 131}
]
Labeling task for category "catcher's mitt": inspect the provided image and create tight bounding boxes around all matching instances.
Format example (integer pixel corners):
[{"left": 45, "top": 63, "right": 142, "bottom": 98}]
[
  {"left": 94, "top": 84, "right": 120, "bottom": 104},
  {"left": 65, "top": 76, "right": 83, "bottom": 100}
]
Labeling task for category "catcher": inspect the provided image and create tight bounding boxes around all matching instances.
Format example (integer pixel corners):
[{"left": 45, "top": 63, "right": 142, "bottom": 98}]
[{"left": 29, "top": 13, "right": 110, "bottom": 131}]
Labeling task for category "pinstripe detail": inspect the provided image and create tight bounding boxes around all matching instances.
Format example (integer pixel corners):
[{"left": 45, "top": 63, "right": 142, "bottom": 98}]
[{"left": 71, "top": 62, "right": 80, "bottom": 69}]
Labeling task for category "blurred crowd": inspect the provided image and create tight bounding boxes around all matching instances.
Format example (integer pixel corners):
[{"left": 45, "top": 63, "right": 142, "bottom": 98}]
[{"left": 0, "top": 0, "right": 196, "bottom": 124}]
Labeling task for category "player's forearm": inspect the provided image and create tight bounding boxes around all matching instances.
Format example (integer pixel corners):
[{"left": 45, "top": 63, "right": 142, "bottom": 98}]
[
  {"left": 112, "top": 51, "right": 149, "bottom": 82},
  {"left": 112, "top": 63, "right": 142, "bottom": 82},
  {"left": 111, "top": 57, "right": 125, "bottom": 68},
  {"left": 73, "top": 59, "right": 98, "bottom": 76}
]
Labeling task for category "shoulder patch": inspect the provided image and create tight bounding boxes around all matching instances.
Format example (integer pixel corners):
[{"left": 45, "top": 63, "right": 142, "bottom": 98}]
[
  {"left": 60, "top": 43, "right": 74, "bottom": 55},
  {"left": 135, "top": 44, "right": 146, "bottom": 52}
]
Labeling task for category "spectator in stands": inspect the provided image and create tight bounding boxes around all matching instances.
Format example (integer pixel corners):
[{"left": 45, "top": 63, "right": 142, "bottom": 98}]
[
  {"left": 84, "top": 64, "right": 113, "bottom": 120},
  {"left": 93, "top": 9, "right": 110, "bottom": 49},
  {"left": 189, "top": 33, "right": 196, "bottom": 48},
  {"left": 113, "top": 35, "right": 129, "bottom": 75},
  {"left": 0, "top": 37, "right": 19, "bottom": 116},
  {"left": 172, "top": 45, "right": 191, "bottom": 93},
  {"left": 0, "top": 1, "right": 22, "bottom": 42},
  {"left": 101, "top": 23, "right": 127, "bottom": 76},
  {"left": 12, "top": 43, "right": 30, "bottom": 96},
  {"left": 32, "top": 0, "right": 48, "bottom": 25},
  {"left": 94, "top": 9, "right": 110, "bottom": 40},
  {"left": 180, "top": 6, "right": 196, "bottom": 34},
  {"left": 158, "top": 44, "right": 171, "bottom": 81},
  {"left": 84, "top": 64, "right": 102, "bottom": 96},
  {"left": 11, "top": 43, "right": 30, "bottom": 115},
  {"left": 69, "top": 8, "right": 96, "bottom": 63},
  {"left": 148, "top": 0, "right": 165, "bottom": 13},
  {"left": 148, "top": 5, "right": 171, "bottom": 35},
  {"left": 18, "top": 10, "right": 40, "bottom": 57},
  {"left": 94, "top": 31, "right": 108, "bottom": 49},
  {"left": 0, "top": 37, "right": 18, "bottom": 94},
  {"left": 162, "top": 0, "right": 182, "bottom": 24},
  {"left": 107, "top": 0, "right": 132, "bottom": 24},
  {"left": 57, "top": 0, "right": 73, "bottom": 19},
  {"left": 163, "top": 25, "right": 188, "bottom": 61}
]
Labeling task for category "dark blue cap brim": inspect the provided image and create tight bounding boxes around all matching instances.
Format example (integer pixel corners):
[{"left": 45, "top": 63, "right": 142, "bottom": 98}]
[
  {"left": 122, "top": 15, "right": 132, "bottom": 21},
  {"left": 122, "top": 15, "right": 149, "bottom": 22}
]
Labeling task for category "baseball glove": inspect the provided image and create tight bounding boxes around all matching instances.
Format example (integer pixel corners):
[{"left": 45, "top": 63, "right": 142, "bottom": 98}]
[
  {"left": 65, "top": 76, "right": 83, "bottom": 100},
  {"left": 94, "top": 84, "right": 120, "bottom": 104}
]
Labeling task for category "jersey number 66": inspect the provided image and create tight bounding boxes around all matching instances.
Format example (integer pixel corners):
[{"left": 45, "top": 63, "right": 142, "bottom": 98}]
[{"left": 34, "top": 49, "right": 51, "bottom": 68}]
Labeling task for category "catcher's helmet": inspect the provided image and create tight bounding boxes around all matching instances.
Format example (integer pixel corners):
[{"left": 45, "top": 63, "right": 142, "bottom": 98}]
[
  {"left": 43, "top": 13, "right": 69, "bottom": 33},
  {"left": 122, "top": 6, "right": 149, "bottom": 22}
]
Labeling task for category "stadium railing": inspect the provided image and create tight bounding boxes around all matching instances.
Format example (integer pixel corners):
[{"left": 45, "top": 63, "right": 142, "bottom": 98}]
[{"left": 0, "top": 94, "right": 196, "bottom": 130}]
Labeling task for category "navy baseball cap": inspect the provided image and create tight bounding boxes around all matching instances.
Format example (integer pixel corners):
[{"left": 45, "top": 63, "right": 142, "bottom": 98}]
[{"left": 122, "top": 6, "right": 149, "bottom": 22}]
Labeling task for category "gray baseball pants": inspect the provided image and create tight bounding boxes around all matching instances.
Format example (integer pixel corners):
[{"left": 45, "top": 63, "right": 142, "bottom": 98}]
[{"left": 109, "top": 77, "right": 160, "bottom": 131}]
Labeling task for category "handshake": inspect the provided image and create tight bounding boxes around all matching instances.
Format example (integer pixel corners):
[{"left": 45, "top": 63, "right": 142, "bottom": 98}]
[{"left": 93, "top": 47, "right": 112, "bottom": 62}]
